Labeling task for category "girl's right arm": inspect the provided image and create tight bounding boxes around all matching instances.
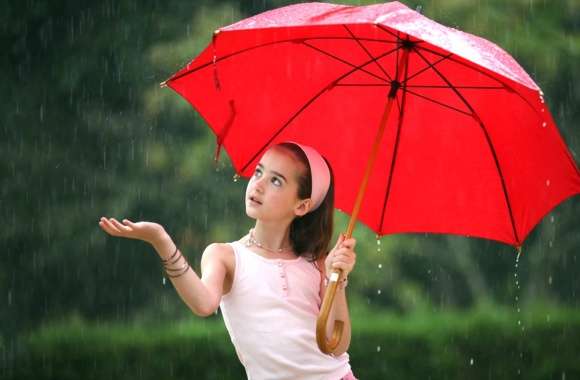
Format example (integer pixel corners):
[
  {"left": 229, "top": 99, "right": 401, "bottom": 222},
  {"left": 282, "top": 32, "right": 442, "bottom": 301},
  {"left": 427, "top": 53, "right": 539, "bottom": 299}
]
[{"left": 99, "top": 217, "right": 228, "bottom": 317}]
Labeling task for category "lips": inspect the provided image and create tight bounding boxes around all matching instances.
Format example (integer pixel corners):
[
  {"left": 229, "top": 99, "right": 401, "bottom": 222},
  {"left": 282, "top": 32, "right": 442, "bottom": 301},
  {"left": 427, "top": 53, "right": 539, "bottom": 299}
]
[{"left": 248, "top": 195, "right": 263, "bottom": 205}]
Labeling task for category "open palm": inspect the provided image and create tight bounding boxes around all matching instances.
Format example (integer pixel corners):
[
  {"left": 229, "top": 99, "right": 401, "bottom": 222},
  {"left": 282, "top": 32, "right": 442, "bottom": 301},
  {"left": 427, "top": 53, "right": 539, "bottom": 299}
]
[{"left": 98, "top": 217, "right": 164, "bottom": 245}]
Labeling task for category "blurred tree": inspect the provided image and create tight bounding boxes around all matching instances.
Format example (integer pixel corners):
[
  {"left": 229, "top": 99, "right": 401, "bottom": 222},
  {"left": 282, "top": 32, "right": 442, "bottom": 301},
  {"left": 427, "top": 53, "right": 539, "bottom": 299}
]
[{"left": 1, "top": 0, "right": 578, "bottom": 346}]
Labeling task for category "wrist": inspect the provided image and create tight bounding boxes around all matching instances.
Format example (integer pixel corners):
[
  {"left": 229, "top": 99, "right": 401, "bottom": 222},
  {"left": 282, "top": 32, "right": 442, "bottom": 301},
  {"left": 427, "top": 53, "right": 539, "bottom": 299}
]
[
  {"left": 324, "top": 273, "right": 348, "bottom": 290},
  {"left": 151, "top": 233, "right": 175, "bottom": 259}
]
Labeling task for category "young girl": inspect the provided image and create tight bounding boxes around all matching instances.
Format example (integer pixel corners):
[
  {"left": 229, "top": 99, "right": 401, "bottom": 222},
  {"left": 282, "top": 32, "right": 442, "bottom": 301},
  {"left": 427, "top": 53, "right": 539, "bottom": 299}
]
[{"left": 98, "top": 142, "right": 358, "bottom": 380}]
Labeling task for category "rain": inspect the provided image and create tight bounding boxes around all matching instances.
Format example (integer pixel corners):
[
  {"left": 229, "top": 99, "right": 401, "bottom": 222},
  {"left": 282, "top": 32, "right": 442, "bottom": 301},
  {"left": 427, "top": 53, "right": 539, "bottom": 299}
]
[{"left": 1, "top": 1, "right": 579, "bottom": 379}]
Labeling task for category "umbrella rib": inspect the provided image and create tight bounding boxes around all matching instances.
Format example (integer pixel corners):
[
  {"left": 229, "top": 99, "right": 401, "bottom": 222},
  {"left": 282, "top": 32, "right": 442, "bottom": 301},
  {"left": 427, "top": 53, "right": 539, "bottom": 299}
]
[
  {"left": 335, "top": 83, "right": 389, "bottom": 87},
  {"left": 407, "top": 85, "right": 505, "bottom": 90},
  {"left": 414, "top": 44, "right": 542, "bottom": 118},
  {"left": 166, "top": 36, "right": 396, "bottom": 84},
  {"left": 343, "top": 25, "right": 393, "bottom": 82},
  {"left": 402, "top": 53, "right": 453, "bottom": 84},
  {"left": 375, "top": 23, "right": 406, "bottom": 42},
  {"left": 402, "top": 88, "right": 473, "bottom": 117},
  {"left": 378, "top": 50, "right": 412, "bottom": 232},
  {"left": 412, "top": 47, "right": 521, "bottom": 245},
  {"left": 239, "top": 45, "right": 403, "bottom": 174},
  {"left": 302, "top": 41, "right": 390, "bottom": 84}
]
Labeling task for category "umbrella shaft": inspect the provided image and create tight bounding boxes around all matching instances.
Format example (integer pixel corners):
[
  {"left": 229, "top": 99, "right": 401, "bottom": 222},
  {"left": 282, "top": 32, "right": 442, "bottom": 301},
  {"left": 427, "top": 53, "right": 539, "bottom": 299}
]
[{"left": 345, "top": 48, "right": 410, "bottom": 238}]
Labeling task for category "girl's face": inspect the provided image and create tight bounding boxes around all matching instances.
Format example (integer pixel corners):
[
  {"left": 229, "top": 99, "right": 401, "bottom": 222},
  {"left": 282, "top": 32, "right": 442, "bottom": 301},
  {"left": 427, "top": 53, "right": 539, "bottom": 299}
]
[{"left": 245, "top": 146, "right": 312, "bottom": 222}]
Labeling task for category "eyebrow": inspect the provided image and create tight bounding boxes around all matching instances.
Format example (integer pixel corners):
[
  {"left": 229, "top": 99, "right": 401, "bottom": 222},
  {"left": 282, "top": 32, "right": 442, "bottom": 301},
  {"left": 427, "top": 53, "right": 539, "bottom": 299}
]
[{"left": 257, "top": 163, "right": 288, "bottom": 183}]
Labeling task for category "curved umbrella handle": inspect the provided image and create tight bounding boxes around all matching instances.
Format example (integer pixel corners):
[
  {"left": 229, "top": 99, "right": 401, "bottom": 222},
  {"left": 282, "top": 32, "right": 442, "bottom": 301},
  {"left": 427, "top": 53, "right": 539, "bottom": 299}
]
[{"left": 316, "top": 268, "right": 344, "bottom": 354}]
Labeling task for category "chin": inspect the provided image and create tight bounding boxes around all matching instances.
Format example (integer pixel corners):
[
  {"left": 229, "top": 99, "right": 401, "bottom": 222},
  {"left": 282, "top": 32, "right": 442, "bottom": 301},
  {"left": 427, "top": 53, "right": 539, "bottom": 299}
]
[{"left": 245, "top": 207, "right": 259, "bottom": 219}]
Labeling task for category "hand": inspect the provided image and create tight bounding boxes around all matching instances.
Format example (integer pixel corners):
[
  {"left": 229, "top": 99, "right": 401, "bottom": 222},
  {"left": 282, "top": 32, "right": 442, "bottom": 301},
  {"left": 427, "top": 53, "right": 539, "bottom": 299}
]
[
  {"left": 98, "top": 217, "right": 167, "bottom": 246},
  {"left": 325, "top": 234, "right": 357, "bottom": 279}
]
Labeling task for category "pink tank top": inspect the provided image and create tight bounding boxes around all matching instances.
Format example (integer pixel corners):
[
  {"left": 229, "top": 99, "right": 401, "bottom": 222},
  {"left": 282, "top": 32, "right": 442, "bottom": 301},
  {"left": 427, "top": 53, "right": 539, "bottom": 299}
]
[{"left": 219, "top": 240, "right": 351, "bottom": 380}]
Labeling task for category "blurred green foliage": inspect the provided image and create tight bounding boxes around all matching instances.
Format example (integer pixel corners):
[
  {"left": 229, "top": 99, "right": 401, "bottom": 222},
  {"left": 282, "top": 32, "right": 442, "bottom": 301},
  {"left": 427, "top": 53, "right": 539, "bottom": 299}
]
[
  {"left": 1, "top": 0, "right": 579, "bottom": 377},
  {"left": 7, "top": 307, "right": 580, "bottom": 379}
]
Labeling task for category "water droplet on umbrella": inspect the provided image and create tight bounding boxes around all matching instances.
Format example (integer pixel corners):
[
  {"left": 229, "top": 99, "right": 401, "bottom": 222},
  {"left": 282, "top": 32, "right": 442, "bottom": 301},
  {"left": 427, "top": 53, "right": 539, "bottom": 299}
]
[
  {"left": 546, "top": 179, "right": 550, "bottom": 186},
  {"left": 542, "top": 121, "right": 547, "bottom": 128}
]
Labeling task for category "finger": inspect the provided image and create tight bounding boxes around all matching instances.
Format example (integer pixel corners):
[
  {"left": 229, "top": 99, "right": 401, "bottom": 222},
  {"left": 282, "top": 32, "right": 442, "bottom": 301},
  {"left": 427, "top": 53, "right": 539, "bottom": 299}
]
[
  {"left": 340, "top": 238, "right": 356, "bottom": 250},
  {"left": 99, "top": 218, "right": 122, "bottom": 235},
  {"left": 334, "top": 233, "right": 345, "bottom": 249},
  {"left": 334, "top": 247, "right": 356, "bottom": 259},
  {"left": 122, "top": 219, "right": 136, "bottom": 227},
  {"left": 110, "top": 218, "right": 131, "bottom": 232},
  {"left": 332, "top": 262, "right": 353, "bottom": 272}
]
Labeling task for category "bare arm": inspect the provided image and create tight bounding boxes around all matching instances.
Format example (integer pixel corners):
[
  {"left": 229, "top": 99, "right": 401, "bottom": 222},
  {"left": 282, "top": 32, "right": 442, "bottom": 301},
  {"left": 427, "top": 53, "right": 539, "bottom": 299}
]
[{"left": 98, "top": 217, "right": 229, "bottom": 317}]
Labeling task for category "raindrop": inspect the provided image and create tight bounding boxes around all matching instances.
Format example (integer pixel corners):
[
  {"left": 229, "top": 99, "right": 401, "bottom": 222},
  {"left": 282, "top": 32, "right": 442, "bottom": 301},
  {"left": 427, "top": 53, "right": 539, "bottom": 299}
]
[
  {"left": 549, "top": 240, "right": 553, "bottom": 248},
  {"left": 550, "top": 215, "right": 555, "bottom": 223},
  {"left": 162, "top": 276, "right": 166, "bottom": 286},
  {"left": 378, "top": 263, "right": 383, "bottom": 269},
  {"left": 377, "top": 289, "right": 382, "bottom": 295},
  {"left": 233, "top": 174, "right": 240, "bottom": 182},
  {"left": 469, "top": 358, "right": 474, "bottom": 366},
  {"left": 376, "top": 235, "right": 382, "bottom": 253},
  {"left": 548, "top": 275, "right": 553, "bottom": 285},
  {"left": 376, "top": 345, "right": 381, "bottom": 352}
]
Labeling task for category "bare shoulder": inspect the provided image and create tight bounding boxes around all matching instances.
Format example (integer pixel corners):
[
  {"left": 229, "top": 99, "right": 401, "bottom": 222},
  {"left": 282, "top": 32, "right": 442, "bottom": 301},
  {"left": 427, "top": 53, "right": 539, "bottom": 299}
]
[{"left": 202, "top": 242, "right": 235, "bottom": 269}]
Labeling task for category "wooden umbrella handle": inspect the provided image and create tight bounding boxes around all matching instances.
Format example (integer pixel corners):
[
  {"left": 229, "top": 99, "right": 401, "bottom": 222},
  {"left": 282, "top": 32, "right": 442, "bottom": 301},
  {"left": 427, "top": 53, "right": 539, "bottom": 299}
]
[
  {"left": 315, "top": 47, "right": 411, "bottom": 354},
  {"left": 316, "top": 268, "right": 344, "bottom": 354}
]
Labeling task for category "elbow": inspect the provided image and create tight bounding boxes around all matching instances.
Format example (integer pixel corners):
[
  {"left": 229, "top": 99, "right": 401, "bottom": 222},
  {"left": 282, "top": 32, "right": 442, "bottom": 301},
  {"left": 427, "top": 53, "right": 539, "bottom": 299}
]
[
  {"left": 192, "top": 308, "right": 212, "bottom": 317},
  {"left": 191, "top": 303, "right": 219, "bottom": 317}
]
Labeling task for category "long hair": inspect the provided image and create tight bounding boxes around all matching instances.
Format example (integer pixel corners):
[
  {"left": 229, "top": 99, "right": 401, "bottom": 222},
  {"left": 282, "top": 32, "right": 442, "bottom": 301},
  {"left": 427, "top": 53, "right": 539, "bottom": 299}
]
[{"left": 277, "top": 143, "right": 334, "bottom": 261}]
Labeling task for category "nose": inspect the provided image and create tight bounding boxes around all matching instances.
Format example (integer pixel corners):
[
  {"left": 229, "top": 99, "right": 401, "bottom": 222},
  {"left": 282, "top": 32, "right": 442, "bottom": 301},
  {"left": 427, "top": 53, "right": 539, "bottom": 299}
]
[{"left": 254, "top": 176, "right": 266, "bottom": 193}]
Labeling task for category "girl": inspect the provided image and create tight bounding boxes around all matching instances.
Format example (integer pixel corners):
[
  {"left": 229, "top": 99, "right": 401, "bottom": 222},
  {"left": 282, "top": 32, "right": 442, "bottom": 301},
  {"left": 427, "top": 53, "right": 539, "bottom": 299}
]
[{"left": 98, "top": 142, "right": 358, "bottom": 380}]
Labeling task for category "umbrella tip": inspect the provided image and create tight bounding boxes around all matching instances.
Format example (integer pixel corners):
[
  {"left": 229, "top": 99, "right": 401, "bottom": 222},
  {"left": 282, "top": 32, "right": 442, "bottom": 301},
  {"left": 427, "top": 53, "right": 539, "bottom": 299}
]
[{"left": 159, "top": 81, "right": 167, "bottom": 88}]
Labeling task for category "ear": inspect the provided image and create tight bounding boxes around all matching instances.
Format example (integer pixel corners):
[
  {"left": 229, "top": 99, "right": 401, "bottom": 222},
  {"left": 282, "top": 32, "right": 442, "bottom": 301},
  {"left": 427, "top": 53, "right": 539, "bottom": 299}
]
[{"left": 294, "top": 198, "right": 313, "bottom": 217}]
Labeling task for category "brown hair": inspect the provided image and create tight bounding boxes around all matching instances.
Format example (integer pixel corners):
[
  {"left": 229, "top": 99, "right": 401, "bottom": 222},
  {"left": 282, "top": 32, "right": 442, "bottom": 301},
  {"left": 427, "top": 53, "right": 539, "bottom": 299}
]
[{"left": 277, "top": 143, "right": 334, "bottom": 261}]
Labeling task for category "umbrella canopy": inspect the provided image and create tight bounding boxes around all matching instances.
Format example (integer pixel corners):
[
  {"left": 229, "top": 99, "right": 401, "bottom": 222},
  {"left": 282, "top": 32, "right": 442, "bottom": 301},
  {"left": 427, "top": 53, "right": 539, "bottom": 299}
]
[{"left": 165, "top": 1, "right": 580, "bottom": 248}]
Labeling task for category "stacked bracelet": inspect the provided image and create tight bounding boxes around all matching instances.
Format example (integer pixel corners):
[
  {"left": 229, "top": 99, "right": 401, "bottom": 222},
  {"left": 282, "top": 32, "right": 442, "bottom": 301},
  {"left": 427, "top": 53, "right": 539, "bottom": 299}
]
[{"left": 161, "top": 246, "right": 190, "bottom": 278}]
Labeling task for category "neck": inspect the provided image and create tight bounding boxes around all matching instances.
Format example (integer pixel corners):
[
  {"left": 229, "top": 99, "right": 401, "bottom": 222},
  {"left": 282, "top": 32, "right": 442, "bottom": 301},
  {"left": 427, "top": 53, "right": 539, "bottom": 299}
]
[{"left": 252, "top": 220, "right": 292, "bottom": 251}]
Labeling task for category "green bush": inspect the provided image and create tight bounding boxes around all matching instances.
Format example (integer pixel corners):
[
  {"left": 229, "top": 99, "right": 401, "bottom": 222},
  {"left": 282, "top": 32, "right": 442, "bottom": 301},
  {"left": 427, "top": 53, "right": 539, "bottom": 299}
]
[{"left": 6, "top": 308, "right": 580, "bottom": 379}]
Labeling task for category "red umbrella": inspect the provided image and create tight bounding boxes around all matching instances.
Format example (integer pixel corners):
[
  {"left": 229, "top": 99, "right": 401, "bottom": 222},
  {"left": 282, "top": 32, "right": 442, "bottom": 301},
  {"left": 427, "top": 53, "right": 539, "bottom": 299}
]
[{"left": 163, "top": 2, "right": 580, "bottom": 353}]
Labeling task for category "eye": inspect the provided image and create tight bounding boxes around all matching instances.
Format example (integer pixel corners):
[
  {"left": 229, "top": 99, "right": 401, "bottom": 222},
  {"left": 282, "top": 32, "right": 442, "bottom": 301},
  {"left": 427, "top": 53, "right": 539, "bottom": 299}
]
[
  {"left": 271, "top": 177, "right": 282, "bottom": 187},
  {"left": 254, "top": 168, "right": 263, "bottom": 178}
]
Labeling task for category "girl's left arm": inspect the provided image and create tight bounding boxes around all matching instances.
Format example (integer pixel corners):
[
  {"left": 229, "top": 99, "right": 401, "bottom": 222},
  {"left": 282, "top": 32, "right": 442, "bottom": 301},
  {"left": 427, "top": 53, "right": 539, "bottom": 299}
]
[{"left": 319, "top": 235, "right": 357, "bottom": 356}]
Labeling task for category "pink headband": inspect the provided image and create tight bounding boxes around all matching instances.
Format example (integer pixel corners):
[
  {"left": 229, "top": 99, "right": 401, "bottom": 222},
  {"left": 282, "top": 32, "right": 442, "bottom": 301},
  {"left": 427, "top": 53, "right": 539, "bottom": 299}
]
[{"left": 284, "top": 142, "right": 331, "bottom": 212}]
